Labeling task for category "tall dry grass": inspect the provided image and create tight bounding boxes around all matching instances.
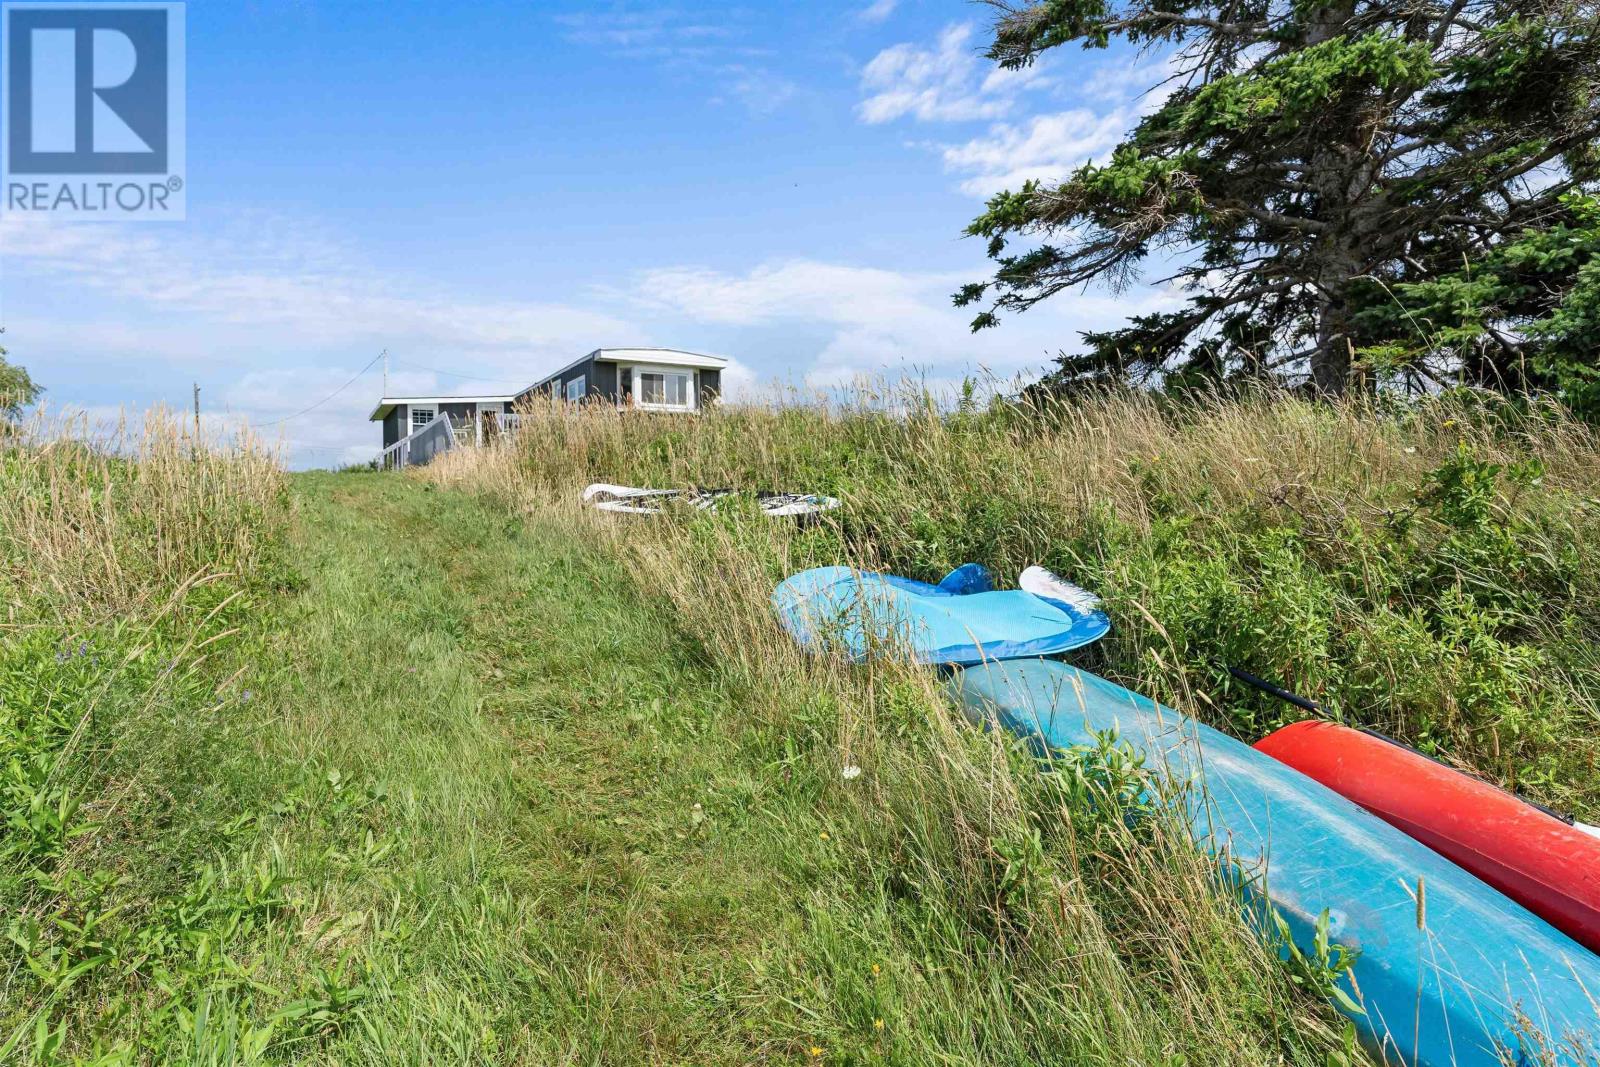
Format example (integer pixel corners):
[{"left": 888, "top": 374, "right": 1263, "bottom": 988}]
[
  {"left": 432, "top": 386, "right": 1600, "bottom": 815},
  {"left": 422, "top": 391, "right": 1482, "bottom": 1063},
  {"left": 0, "top": 408, "right": 287, "bottom": 624}
]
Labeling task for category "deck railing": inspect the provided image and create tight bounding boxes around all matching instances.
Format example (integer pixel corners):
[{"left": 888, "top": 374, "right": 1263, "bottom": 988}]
[
  {"left": 379, "top": 412, "right": 458, "bottom": 469},
  {"left": 378, "top": 410, "right": 532, "bottom": 469},
  {"left": 379, "top": 406, "right": 694, "bottom": 469}
]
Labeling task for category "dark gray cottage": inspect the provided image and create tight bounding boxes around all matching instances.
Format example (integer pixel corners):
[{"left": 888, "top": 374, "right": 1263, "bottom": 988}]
[
  {"left": 369, "top": 348, "right": 728, "bottom": 464},
  {"left": 514, "top": 347, "right": 725, "bottom": 410}
]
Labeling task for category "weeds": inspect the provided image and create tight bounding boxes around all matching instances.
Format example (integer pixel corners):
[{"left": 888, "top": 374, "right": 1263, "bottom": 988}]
[
  {"left": 7, "top": 387, "right": 1596, "bottom": 1063},
  {"left": 439, "top": 385, "right": 1600, "bottom": 817}
]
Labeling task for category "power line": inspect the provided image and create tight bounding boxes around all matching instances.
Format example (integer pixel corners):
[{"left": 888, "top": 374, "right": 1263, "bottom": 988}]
[
  {"left": 391, "top": 358, "right": 525, "bottom": 386},
  {"left": 257, "top": 352, "right": 384, "bottom": 427},
  {"left": 281, "top": 441, "right": 370, "bottom": 453}
]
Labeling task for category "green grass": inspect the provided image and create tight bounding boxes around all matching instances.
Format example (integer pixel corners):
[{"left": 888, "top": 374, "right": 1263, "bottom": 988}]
[
  {"left": 435, "top": 388, "right": 1600, "bottom": 819},
  {"left": 11, "top": 387, "right": 1600, "bottom": 1063},
  {"left": 2, "top": 437, "right": 1362, "bottom": 1065},
  {"left": 4, "top": 469, "right": 826, "bottom": 1062}
]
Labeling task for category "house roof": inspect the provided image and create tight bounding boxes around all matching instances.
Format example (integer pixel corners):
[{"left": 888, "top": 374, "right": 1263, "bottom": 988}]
[
  {"left": 520, "top": 348, "right": 729, "bottom": 395},
  {"left": 368, "top": 395, "right": 514, "bottom": 421},
  {"left": 370, "top": 349, "right": 730, "bottom": 419}
]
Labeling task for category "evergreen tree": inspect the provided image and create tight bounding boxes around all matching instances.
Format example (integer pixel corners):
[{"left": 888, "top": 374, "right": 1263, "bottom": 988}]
[
  {"left": 956, "top": 0, "right": 1600, "bottom": 396},
  {"left": 1356, "top": 192, "right": 1600, "bottom": 416}
]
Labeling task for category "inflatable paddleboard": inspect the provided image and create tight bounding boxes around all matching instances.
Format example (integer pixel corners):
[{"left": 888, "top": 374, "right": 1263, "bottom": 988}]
[
  {"left": 950, "top": 660, "right": 1600, "bottom": 1067},
  {"left": 773, "top": 564, "right": 1109, "bottom": 666},
  {"left": 1256, "top": 720, "right": 1600, "bottom": 956}
]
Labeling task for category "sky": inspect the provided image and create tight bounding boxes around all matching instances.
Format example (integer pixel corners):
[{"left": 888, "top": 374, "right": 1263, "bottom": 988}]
[{"left": 1, "top": 0, "right": 1179, "bottom": 468}]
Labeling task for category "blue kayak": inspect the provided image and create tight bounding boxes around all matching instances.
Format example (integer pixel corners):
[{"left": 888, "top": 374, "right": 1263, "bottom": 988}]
[
  {"left": 772, "top": 564, "right": 1110, "bottom": 666},
  {"left": 949, "top": 660, "right": 1600, "bottom": 1067}
]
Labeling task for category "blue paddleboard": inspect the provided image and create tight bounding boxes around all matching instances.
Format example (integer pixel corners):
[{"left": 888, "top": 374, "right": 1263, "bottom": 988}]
[
  {"left": 950, "top": 660, "right": 1600, "bottom": 1067},
  {"left": 773, "top": 564, "right": 1110, "bottom": 666}
]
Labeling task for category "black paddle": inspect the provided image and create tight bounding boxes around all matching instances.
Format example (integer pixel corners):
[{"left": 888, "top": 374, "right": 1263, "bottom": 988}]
[{"left": 1223, "top": 663, "right": 1322, "bottom": 714}]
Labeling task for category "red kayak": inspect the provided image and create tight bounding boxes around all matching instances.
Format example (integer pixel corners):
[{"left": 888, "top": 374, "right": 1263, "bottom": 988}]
[{"left": 1255, "top": 720, "right": 1600, "bottom": 955}]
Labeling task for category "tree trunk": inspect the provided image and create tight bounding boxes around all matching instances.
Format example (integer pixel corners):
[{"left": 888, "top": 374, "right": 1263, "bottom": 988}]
[{"left": 1303, "top": 0, "right": 1365, "bottom": 397}]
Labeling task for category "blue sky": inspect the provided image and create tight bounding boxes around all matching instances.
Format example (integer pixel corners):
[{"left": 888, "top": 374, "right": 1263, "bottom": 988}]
[{"left": 3, "top": 0, "right": 1176, "bottom": 467}]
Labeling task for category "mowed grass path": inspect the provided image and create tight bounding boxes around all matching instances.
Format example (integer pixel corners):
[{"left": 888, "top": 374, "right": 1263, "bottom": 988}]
[{"left": 280, "top": 472, "right": 822, "bottom": 1063}]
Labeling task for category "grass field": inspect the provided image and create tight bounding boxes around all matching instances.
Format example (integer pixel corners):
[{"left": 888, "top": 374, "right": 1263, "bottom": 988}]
[{"left": 3, "top": 390, "right": 1597, "bottom": 1063}]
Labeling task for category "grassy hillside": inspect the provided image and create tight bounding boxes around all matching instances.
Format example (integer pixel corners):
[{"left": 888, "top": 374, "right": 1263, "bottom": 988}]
[
  {"left": 419, "top": 386, "right": 1600, "bottom": 1063},
  {"left": 435, "top": 387, "right": 1600, "bottom": 818},
  {"left": 4, "top": 390, "right": 1596, "bottom": 1063}
]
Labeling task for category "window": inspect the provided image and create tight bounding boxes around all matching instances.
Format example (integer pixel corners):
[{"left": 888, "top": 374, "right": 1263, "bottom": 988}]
[
  {"left": 565, "top": 375, "right": 586, "bottom": 403},
  {"left": 410, "top": 406, "right": 435, "bottom": 431},
  {"left": 638, "top": 371, "right": 690, "bottom": 408}
]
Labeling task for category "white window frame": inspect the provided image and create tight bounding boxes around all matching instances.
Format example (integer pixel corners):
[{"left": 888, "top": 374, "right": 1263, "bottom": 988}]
[
  {"left": 565, "top": 375, "right": 586, "bottom": 403},
  {"left": 410, "top": 405, "right": 436, "bottom": 431},
  {"left": 630, "top": 365, "right": 695, "bottom": 411}
]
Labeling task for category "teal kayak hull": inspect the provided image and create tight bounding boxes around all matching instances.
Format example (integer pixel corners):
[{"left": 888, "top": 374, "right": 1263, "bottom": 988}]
[{"left": 950, "top": 660, "right": 1600, "bottom": 1067}]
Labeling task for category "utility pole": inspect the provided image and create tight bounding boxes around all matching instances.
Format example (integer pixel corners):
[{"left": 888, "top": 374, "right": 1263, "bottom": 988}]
[
  {"left": 192, "top": 383, "right": 201, "bottom": 460},
  {"left": 382, "top": 348, "right": 389, "bottom": 396}
]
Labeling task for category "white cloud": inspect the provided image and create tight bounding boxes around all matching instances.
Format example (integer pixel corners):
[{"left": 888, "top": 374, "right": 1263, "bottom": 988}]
[
  {"left": 629, "top": 257, "right": 1183, "bottom": 390},
  {"left": 635, "top": 260, "right": 941, "bottom": 328},
  {"left": 857, "top": 23, "right": 1049, "bottom": 125},
  {"left": 1082, "top": 51, "right": 1184, "bottom": 107},
  {"left": 927, "top": 51, "right": 1184, "bottom": 198},
  {"left": 553, "top": 10, "right": 732, "bottom": 58},
  {"left": 717, "top": 65, "right": 801, "bottom": 115},
  {"left": 1, "top": 213, "right": 647, "bottom": 468},
  {"left": 857, "top": 0, "right": 898, "bottom": 24},
  {"left": 0, "top": 215, "right": 634, "bottom": 366},
  {"left": 941, "top": 108, "right": 1130, "bottom": 197},
  {"left": 556, "top": 9, "right": 798, "bottom": 116}
]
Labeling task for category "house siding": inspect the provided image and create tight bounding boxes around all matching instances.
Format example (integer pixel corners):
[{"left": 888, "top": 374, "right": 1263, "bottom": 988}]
[
  {"left": 516, "top": 355, "right": 601, "bottom": 405},
  {"left": 560, "top": 357, "right": 592, "bottom": 401},
  {"left": 382, "top": 408, "right": 402, "bottom": 447},
  {"left": 437, "top": 401, "right": 477, "bottom": 425},
  {"left": 504, "top": 354, "right": 724, "bottom": 410},
  {"left": 699, "top": 368, "right": 721, "bottom": 406}
]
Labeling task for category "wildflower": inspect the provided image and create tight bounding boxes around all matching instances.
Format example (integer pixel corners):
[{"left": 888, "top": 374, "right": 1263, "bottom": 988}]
[
  {"left": 874, "top": 1018, "right": 884, "bottom": 1031},
  {"left": 1403, "top": 447, "right": 1417, "bottom": 454},
  {"left": 871, "top": 963, "right": 880, "bottom": 976},
  {"left": 818, "top": 831, "right": 830, "bottom": 841},
  {"left": 808, "top": 1047, "right": 823, "bottom": 1059},
  {"left": 841, "top": 764, "right": 862, "bottom": 781},
  {"left": 242, "top": 690, "right": 254, "bottom": 702}
]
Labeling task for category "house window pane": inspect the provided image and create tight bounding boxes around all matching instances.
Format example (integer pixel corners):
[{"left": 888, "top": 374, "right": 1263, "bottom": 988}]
[
  {"left": 639, "top": 372, "right": 689, "bottom": 407},
  {"left": 565, "top": 376, "right": 586, "bottom": 402},
  {"left": 411, "top": 406, "right": 435, "bottom": 431}
]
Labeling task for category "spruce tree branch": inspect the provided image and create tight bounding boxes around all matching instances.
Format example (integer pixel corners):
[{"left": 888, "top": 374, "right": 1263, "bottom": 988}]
[
  {"left": 1213, "top": 201, "right": 1329, "bottom": 234},
  {"left": 1101, "top": 12, "right": 1268, "bottom": 38},
  {"left": 1429, "top": 0, "right": 1473, "bottom": 48}
]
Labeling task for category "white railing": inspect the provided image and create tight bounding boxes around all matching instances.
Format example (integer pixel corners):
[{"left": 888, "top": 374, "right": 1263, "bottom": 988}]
[{"left": 379, "top": 412, "right": 457, "bottom": 469}]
